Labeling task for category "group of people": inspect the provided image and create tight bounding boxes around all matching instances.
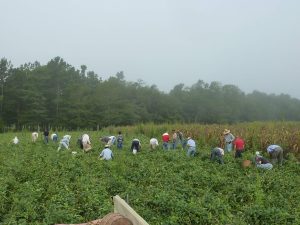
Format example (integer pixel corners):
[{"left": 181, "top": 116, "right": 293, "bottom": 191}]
[
  {"left": 11, "top": 128, "right": 285, "bottom": 167},
  {"left": 210, "top": 129, "right": 284, "bottom": 169}
]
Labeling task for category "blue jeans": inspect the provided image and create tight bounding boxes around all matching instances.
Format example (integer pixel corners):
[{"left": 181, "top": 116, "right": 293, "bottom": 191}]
[
  {"left": 187, "top": 147, "right": 196, "bottom": 157},
  {"left": 53, "top": 136, "right": 58, "bottom": 142},
  {"left": 163, "top": 142, "right": 169, "bottom": 150},
  {"left": 225, "top": 143, "right": 233, "bottom": 152},
  {"left": 117, "top": 142, "right": 123, "bottom": 149},
  {"left": 172, "top": 140, "right": 177, "bottom": 149},
  {"left": 44, "top": 136, "right": 49, "bottom": 144}
]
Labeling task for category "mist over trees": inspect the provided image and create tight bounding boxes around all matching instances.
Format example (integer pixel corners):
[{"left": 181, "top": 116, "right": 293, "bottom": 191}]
[{"left": 1, "top": 56, "right": 300, "bottom": 130}]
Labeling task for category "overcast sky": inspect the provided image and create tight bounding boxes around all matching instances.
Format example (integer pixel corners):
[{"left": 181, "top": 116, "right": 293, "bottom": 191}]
[{"left": 1, "top": 0, "right": 300, "bottom": 98}]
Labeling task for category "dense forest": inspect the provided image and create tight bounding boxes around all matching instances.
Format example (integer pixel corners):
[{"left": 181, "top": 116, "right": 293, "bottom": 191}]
[{"left": 1, "top": 57, "right": 300, "bottom": 130}]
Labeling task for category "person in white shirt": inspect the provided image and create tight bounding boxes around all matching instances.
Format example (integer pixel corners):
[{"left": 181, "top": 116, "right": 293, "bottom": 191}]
[
  {"left": 12, "top": 136, "right": 19, "bottom": 145},
  {"left": 210, "top": 147, "right": 225, "bottom": 164},
  {"left": 31, "top": 132, "right": 38, "bottom": 143},
  {"left": 82, "top": 134, "right": 92, "bottom": 152},
  {"left": 149, "top": 138, "right": 159, "bottom": 150},
  {"left": 186, "top": 137, "right": 196, "bottom": 157},
  {"left": 267, "top": 145, "right": 284, "bottom": 165}
]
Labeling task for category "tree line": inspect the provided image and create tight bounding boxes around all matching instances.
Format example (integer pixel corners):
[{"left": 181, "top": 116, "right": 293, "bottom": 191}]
[{"left": 1, "top": 56, "right": 300, "bottom": 130}]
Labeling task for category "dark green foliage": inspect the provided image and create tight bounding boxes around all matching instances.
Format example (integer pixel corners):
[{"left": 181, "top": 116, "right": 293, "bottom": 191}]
[
  {"left": 1, "top": 57, "right": 300, "bottom": 129},
  {"left": 0, "top": 131, "right": 299, "bottom": 225}
]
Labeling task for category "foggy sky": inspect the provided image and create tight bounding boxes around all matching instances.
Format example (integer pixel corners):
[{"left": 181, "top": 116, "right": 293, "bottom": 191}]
[{"left": 1, "top": 0, "right": 300, "bottom": 98}]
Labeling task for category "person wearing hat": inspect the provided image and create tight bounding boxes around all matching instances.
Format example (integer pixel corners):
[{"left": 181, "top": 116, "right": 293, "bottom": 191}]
[
  {"left": 267, "top": 145, "right": 284, "bottom": 166},
  {"left": 223, "top": 129, "right": 235, "bottom": 152},
  {"left": 186, "top": 137, "right": 196, "bottom": 157},
  {"left": 254, "top": 151, "right": 273, "bottom": 170},
  {"left": 131, "top": 138, "right": 141, "bottom": 154},
  {"left": 99, "top": 145, "right": 113, "bottom": 160},
  {"left": 210, "top": 147, "right": 225, "bottom": 164},
  {"left": 162, "top": 132, "right": 170, "bottom": 150}
]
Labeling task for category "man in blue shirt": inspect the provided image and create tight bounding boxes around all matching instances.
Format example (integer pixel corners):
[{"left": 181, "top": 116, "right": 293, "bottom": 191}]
[
  {"left": 99, "top": 145, "right": 113, "bottom": 160},
  {"left": 267, "top": 145, "right": 283, "bottom": 165}
]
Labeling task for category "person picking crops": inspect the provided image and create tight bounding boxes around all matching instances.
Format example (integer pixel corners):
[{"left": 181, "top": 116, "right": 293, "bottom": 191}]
[
  {"left": 12, "top": 136, "right": 19, "bottom": 145},
  {"left": 99, "top": 144, "right": 113, "bottom": 160},
  {"left": 186, "top": 137, "right": 196, "bottom": 157},
  {"left": 254, "top": 151, "right": 273, "bottom": 170},
  {"left": 82, "top": 133, "right": 92, "bottom": 152},
  {"left": 233, "top": 136, "right": 245, "bottom": 158},
  {"left": 149, "top": 138, "right": 159, "bottom": 150},
  {"left": 57, "top": 135, "right": 71, "bottom": 151},
  {"left": 116, "top": 131, "right": 123, "bottom": 149},
  {"left": 210, "top": 147, "right": 225, "bottom": 164},
  {"left": 267, "top": 144, "right": 284, "bottom": 166},
  {"left": 223, "top": 129, "right": 235, "bottom": 152},
  {"left": 131, "top": 138, "right": 141, "bottom": 154},
  {"left": 31, "top": 132, "right": 38, "bottom": 143},
  {"left": 162, "top": 132, "right": 170, "bottom": 150},
  {"left": 51, "top": 133, "right": 58, "bottom": 142},
  {"left": 43, "top": 128, "right": 49, "bottom": 144}
]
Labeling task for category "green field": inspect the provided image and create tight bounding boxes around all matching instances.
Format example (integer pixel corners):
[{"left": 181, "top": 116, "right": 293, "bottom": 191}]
[{"left": 0, "top": 123, "right": 300, "bottom": 225}]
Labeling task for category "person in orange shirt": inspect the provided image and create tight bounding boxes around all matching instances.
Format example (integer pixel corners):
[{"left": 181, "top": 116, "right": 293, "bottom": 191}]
[{"left": 233, "top": 136, "right": 245, "bottom": 158}]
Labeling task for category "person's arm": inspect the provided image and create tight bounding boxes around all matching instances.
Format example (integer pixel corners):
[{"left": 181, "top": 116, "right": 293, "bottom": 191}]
[{"left": 99, "top": 150, "right": 104, "bottom": 158}]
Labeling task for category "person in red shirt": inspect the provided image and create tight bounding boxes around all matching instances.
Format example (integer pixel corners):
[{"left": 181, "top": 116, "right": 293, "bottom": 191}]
[
  {"left": 233, "top": 136, "right": 245, "bottom": 158},
  {"left": 162, "top": 132, "right": 170, "bottom": 150}
]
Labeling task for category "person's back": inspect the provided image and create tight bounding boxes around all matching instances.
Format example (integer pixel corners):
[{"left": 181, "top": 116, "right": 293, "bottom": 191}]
[
  {"left": 267, "top": 145, "right": 283, "bottom": 165},
  {"left": 131, "top": 139, "right": 141, "bottom": 152},
  {"left": 82, "top": 134, "right": 90, "bottom": 144},
  {"left": 51, "top": 133, "right": 58, "bottom": 142},
  {"left": 117, "top": 132, "right": 123, "bottom": 149},
  {"left": 255, "top": 152, "right": 273, "bottom": 170},
  {"left": 233, "top": 137, "right": 245, "bottom": 158},
  {"left": 108, "top": 136, "right": 116, "bottom": 146},
  {"left": 211, "top": 147, "right": 224, "bottom": 164},
  {"left": 43, "top": 129, "right": 49, "bottom": 144},
  {"left": 186, "top": 137, "right": 196, "bottom": 157},
  {"left": 162, "top": 132, "right": 170, "bottom": 150},
  {"left": 32, "top": 132, "right": 38, "bottom": 142},
  {"left": 149, "top": 138, "right": 159, "bottom": 150},
  {"left": 13, "top": 136, "right": 19, "bottom": 144},
  {"left": 58, "top": 135, "right": 71, "bottom": 151},
  {"left": 100, "top": 146, "right": 113, "bottom": 160}
]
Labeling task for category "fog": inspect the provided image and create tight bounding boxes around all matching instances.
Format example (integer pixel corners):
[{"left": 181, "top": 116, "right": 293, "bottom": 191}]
[{"left": 1, "top": 0, "right": 300, "bottom": 98}]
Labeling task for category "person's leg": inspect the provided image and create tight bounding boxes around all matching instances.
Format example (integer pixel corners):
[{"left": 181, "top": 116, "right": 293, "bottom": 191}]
[
  {"left": 235, "top": 150, "right": 242, "bottom": 158},
  {"left": 187, "top": 148, "right": 194, "bottom": 157},
  {"left": 62, "top": 142, "right": 69, "bottom": 149},
  {"left": 270, "top": 151, "right": 278, "bottom": 165},
  {"left": 217, "top": 156, "right": 224, "bottom": 164},
  {"left": 211, "top": 150, "right": 217, "bottom": 161},
  {"left": 257, "top": 163, "right": 273, "bottom": 170}
]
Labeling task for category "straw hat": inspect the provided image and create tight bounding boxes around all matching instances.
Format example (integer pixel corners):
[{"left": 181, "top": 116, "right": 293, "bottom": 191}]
[
  {"left": 223, "top": 129, "right": 230, "bottom": 135},
  {"left": 255, "top": 151, "right": 260, "bottom": 155}
]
